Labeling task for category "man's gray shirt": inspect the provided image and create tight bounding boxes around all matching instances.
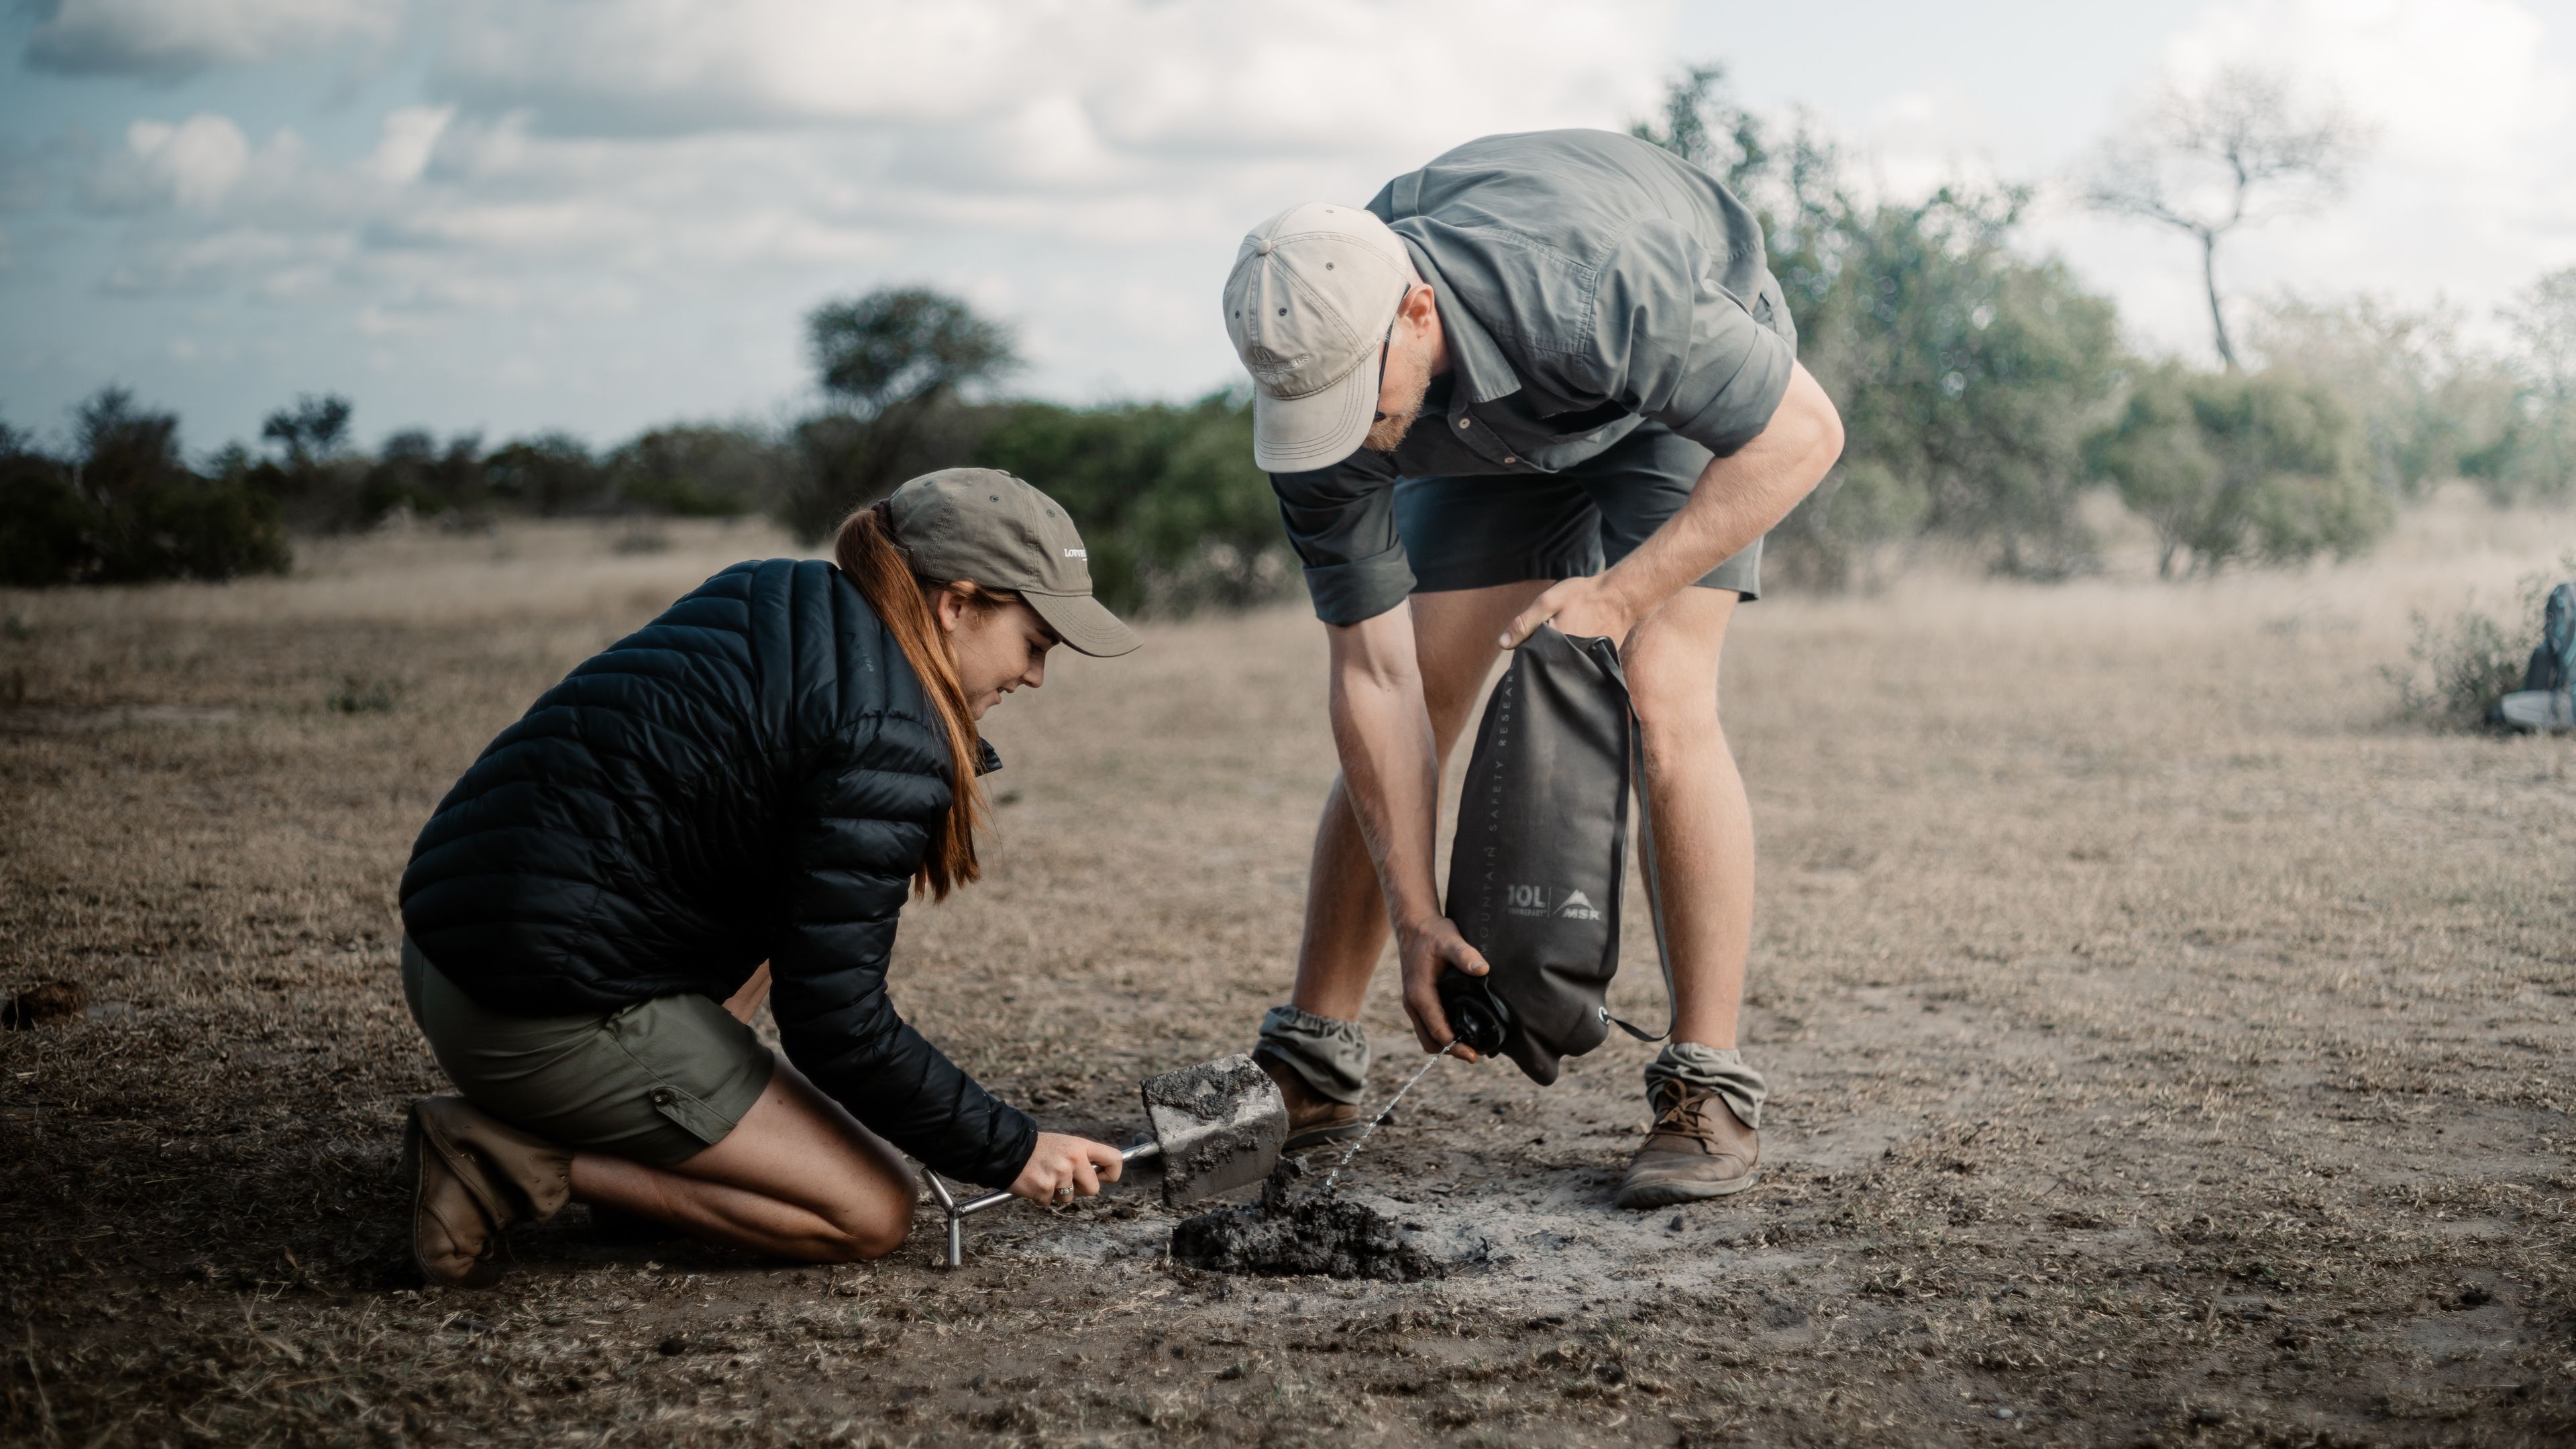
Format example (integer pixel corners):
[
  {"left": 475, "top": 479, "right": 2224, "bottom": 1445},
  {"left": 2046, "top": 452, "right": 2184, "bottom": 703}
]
[{"left": 1271, "top": 129, "right": 1800, "bottom": 626}]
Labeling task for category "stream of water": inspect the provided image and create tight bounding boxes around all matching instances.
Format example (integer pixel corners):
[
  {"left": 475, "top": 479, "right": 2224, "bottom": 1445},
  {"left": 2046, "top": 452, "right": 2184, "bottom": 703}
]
[{"left": 1318, "top": 1046, "right": 1454, "bottom": 1194}]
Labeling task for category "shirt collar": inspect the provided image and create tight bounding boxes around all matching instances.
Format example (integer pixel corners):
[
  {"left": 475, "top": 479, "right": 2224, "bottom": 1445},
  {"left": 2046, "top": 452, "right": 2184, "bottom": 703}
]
[
  {"left": 1400, "top": 237, "right": 1522, "bottom": 409},
  {"left": 975, "top": 737, "right": 1003, "bottom": 776}
]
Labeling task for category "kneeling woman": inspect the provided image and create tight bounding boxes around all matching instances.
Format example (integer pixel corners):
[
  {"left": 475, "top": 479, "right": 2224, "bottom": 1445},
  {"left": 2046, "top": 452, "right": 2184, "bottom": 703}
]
[{"left": 394, "top": 470, "right": 1138, "bottom": 1285}]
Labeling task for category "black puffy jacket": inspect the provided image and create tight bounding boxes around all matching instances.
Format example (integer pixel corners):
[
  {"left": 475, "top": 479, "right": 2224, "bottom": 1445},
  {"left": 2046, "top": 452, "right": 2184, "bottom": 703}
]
[{"left": 399, "top": 558, "right": 1036, "bottom": 1187}]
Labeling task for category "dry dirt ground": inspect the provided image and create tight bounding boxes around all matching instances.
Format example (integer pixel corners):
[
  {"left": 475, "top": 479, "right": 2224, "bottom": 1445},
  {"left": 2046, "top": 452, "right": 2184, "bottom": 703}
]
[{"left": 4, "top": 505, "right": 2574, "bottom": 1448}]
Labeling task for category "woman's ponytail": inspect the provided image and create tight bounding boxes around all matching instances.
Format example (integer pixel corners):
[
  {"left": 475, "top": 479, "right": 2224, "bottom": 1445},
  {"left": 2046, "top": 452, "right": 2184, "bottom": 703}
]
[{"left": 833, "top": 502, "right": 985, "bottom": 900}]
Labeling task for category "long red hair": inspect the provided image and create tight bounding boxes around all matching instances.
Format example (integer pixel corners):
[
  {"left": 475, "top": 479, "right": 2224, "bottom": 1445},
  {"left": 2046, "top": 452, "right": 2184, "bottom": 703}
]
[{"left": 832, "top": 503, "right": 1018, "bottom": 900}]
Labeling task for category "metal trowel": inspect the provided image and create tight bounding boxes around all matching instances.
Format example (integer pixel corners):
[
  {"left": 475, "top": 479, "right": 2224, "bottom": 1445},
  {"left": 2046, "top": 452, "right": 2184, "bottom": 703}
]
[{"left": 925, "top": 1052, "right": 1289, "bottom": 1267}]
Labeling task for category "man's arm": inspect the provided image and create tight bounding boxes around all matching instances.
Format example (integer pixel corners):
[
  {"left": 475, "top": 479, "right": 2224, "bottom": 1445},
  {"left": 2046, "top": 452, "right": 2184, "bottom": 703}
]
[
  {"left": 1505, "top": 361, "right": 1845, "bottom": 647},
  {"left": 1324, "top": 601, "right": 1493, "bottom": 1057}
]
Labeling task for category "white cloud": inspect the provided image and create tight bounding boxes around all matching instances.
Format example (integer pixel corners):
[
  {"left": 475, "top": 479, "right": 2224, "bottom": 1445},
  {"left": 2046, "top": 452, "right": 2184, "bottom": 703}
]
[
  {"left": 124, "top": 115, "right": 251, "bottom": 209},
  {"left": 21, "top": 0, "right": 2561, "bottom": 449},
  {"left": 426, "top": 0, "right": 1673, "bottom": 164},
  {"left": 366, "top": 106, "right": 454, "bottom": 185},
  {"left": 23, "top": 0, "right": 402, "bottom": 78},
  {"left": 99, "top": 225, "right": 306, "bottom": 293}
]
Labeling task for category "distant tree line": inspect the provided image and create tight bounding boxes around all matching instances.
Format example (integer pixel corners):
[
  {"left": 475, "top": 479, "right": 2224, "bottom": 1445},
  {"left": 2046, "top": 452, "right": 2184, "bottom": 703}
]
[
  {"left": 1633, "top": 64, "right": 2576, "bottom": 586},
  {"left": 0, "top": 289, "right": 1281, "bottom": 611},
  {"left": 6, "top": 64, "right": 2571, "bottom": 600}
]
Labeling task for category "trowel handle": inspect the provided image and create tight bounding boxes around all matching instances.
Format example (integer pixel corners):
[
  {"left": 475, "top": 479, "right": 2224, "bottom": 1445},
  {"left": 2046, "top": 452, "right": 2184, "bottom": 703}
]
[{"left": 951, "top": 1140, "right": 1163, "bottom": 1220}]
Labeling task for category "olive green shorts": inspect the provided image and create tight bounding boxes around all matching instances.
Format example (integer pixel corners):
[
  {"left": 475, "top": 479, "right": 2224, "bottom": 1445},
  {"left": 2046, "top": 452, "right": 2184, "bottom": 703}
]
[
  {"left": 400, "top": 936, "right": 775, "bottom": 1168},
  {"left": 1393, "top": 421, "right": 1764, "bottom": 600}
]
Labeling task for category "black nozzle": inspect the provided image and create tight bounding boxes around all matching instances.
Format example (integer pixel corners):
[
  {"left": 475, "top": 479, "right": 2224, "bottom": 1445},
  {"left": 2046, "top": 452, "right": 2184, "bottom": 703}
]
[{"left": 1436, "top": 969, "right": 1510, "bottom": 1059}]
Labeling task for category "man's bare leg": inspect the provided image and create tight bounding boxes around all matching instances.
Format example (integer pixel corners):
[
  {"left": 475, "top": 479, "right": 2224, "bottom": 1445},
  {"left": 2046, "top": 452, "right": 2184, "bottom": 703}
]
[
  {"left": 1287, "top": 582, "right": 1554, "bottom": 1022},
  {"left": 1622, "top": 588, "right": 1753, "bottom": 1049},
  {"left": 1618, "top": 587, "right": 1767, "bottom": 1207}
]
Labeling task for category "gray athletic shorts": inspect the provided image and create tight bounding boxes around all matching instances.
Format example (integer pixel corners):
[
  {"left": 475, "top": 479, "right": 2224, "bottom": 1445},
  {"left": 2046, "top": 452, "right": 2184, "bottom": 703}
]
[
  {"left": 400, "top": 936, "right": 774, "bottom": 1167},
  {"left": 1392, "top": 420, "right": 1763, "bottom": 599}
]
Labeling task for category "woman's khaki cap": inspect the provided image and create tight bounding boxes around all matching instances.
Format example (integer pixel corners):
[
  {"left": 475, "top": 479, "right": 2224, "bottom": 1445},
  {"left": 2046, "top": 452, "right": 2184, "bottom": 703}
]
[
  {"left": 1222, "top": 202, "right": 1416, "bottom": 472},
  {"left": 884, "top": 469, "right": 1140, "bottom": 657}
]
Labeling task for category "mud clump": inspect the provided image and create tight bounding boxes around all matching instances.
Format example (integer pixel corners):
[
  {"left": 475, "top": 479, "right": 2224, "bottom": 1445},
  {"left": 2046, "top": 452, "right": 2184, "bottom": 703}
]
[
  {"left": 1169, "top": 1160, "right": 1447, "bottom": 1283},
  {"left": 1140, "top": 1054, "right": 1271, "bottom": 1121},
  {"left": 3, "top": 979, "right": 91, "bottom": 1029}
]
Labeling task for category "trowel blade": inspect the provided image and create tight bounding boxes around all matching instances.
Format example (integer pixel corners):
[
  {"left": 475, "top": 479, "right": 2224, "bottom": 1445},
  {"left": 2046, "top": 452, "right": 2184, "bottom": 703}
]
[{"left": 1138, "top": 1053, "right": 1287, "bottom": 1207}]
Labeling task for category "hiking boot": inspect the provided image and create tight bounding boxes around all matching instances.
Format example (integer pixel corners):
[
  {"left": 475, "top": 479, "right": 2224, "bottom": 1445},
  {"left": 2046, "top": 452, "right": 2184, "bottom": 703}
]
[
  {"left": 402, "top": 1097, "right": 574, "bottom": 1288},
  {"left": 1615, "top": 1080, "right": 1760, "bottom": 1210},
  {"left": 1254, "top": 1051, "right": 1365, "bottom": 1153}
]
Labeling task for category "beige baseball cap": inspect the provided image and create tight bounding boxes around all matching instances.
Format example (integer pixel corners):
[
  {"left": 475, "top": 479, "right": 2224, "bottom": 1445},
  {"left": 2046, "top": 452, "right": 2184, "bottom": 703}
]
[
  {"left": 884, "top": 468, "right": 1140, "bottom": 657},
  {"left": 1222, "top": 202, "right": 1417, "bottom": 472}
]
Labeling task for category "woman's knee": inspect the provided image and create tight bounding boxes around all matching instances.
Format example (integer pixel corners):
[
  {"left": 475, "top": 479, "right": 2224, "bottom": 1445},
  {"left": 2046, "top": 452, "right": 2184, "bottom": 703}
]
[{"left": 819, "top": 1192, "right": 915, "bottom": 1261}]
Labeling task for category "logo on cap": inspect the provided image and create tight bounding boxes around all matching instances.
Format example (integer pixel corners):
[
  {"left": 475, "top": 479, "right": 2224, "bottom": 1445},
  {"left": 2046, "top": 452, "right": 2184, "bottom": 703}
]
[{"left": 1242, "top": 345, "right": 1311, "bottom": 388}]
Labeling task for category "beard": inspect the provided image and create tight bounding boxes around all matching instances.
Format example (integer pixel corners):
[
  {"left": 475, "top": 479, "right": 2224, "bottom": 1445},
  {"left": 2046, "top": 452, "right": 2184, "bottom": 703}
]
[{"left": 1362, "top": 374, "right": 1429, "bottom": 452}]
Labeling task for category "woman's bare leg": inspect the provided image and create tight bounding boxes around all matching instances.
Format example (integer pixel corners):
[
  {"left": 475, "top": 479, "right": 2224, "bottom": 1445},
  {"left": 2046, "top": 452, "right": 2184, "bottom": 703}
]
[{"left": 570, "top": 1054, "right": 919, "bottom": 1262}]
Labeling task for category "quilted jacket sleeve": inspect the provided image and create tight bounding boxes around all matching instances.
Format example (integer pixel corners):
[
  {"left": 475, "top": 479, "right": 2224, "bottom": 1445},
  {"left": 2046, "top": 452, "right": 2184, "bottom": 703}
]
[{"left": 765, "top": 714, "right": 1038, "bottom": 1188}]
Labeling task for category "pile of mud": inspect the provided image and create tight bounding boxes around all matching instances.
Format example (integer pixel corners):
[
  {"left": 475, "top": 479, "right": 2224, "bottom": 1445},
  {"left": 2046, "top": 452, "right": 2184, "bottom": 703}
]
[{"left": 1169, "top": 1160, "right": 1454, "bottom": 1283}]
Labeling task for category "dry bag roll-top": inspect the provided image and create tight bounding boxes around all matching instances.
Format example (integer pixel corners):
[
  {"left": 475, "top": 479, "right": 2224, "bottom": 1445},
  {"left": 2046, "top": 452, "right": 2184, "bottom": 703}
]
[{"left": 1437, "top": 626, "right": 1670, "bottom": 1084}]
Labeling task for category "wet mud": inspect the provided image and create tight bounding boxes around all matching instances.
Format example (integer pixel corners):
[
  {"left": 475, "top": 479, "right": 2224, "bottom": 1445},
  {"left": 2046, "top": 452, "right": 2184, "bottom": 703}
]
[
  {"left": 1169, "top": 1160, "right": 1466, "bottom": 1283},
  {"left": 1139, "top": 1053, "right": 1271, "bottom": 1120}
]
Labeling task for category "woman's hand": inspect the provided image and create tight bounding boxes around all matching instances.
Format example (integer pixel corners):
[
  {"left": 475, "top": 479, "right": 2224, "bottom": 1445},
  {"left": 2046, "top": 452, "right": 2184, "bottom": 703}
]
[{"left": 1008, "top": 1132, "right": 1124, "bottom": 1203}]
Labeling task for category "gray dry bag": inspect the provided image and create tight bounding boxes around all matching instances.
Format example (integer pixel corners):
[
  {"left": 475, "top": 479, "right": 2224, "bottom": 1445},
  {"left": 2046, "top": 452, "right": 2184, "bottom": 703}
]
[{"left": 1436, "top": 625, "right": 1671, "bottom": 1084}]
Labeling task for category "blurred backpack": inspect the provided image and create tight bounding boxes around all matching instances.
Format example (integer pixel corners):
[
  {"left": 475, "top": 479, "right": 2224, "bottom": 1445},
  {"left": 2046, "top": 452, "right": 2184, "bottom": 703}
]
[{"left": 2495, "top": 582, "right": 2576, "bottom": 733}]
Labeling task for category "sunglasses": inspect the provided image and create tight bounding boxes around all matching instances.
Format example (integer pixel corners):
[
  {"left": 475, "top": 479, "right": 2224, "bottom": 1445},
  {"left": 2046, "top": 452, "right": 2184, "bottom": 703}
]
[{"left": 1371, "top": 290, "right": 1405, "bottom": 422}]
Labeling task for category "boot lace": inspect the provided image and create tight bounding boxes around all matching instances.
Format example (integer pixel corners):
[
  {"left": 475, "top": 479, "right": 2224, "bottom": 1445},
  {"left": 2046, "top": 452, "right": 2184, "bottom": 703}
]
[{"left": 1648, "top": 1080, "right": 1717, "bottom": 1138}]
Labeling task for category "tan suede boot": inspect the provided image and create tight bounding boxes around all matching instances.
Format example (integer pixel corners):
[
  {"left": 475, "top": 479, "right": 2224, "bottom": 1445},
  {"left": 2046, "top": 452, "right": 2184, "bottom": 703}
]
[
  {"left": 1615, "top": 1080, "right": 1760, "bottom": 1209},
  {"left": 1254, "top": 1051, "right": 1365, "bottom": 1153},
  {"left": 403, "top": 1097, "right": 574, "bottom": 1288}
]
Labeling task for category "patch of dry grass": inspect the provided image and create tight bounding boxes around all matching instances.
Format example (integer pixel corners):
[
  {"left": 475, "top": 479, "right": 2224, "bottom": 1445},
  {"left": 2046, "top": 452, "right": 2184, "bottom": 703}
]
[{"left": 4, "top": 502, "right": 2574, "bottom": 1446}]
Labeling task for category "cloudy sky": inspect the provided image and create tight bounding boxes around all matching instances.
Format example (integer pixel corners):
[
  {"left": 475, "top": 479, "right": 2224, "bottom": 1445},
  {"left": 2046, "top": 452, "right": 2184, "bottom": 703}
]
[{"left": 3, "top": 0, "right": 2571, "bottom": 453}]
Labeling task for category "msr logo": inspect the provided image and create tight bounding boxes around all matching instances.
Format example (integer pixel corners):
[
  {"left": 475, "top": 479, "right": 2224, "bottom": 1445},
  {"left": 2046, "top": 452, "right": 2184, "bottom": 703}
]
[
  {"left": 1064, "top": 548, "right": 1086, "bottom": 559},
  {"left": 1505, "top": 884, "right": 1602, "bottom": 920}
]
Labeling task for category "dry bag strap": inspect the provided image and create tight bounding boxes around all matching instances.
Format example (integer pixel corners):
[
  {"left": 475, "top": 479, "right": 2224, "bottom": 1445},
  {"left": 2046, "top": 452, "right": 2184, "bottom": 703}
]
[{"left": 1601, "top": 704, "right": 1676, "bottom": 1044}]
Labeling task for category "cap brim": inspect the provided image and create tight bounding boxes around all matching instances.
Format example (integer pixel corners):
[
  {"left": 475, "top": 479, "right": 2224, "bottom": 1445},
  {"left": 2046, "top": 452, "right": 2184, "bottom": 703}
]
[
  {"left": 1023, "top": 589, "right": 1142, "bottom": 658},
  {"left": 1251, "top": 362, "right": 1377, "bottom": 473}
]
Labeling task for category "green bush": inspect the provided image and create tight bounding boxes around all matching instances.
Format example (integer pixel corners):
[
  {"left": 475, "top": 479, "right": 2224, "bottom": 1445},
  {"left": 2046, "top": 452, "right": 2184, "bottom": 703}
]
[
  {"left": 608, "top": 425, "right": 792, "bottom": 518},
  {"left": 2384, "top": 555, "right": 2576, "bottom": 727},
  {"left": 1639, "top": 69, "right": 2125, "bottom": 584},
  {"left": 0, "top": 431, "right": 95, "bottom": 586},
  {"left": 0, "top": 390, "right": 290, "bottom": 587},
  {"left": 781, "top": 287, "right": 1019, "bottom": 541},
  {"left": 485, "top": 433, "right": 610, "bottom": 517},
  {"left": 2249, "top": 299, "right": 2519, "bottom": 499},
  {"left": 783, "top": 403, "right": 999, "bottom": 543},
  {"left": 359, "top": 430, "right": 490, "bottom": 521},
  {"left": 2084, "top": 365, "right": 2388, "bottom": 577},
  {"left": 2466, "top": 268, "right": 2576, "bottom": 503},
  {"left": 971, "top": 393, "right": 1289, "bottom": 614}
]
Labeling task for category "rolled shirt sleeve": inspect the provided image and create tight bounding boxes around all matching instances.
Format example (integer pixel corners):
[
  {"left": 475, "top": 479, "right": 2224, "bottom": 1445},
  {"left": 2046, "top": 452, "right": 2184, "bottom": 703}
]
[
  {"left": 1269, "top": 447, "right": 1417, "bottom": 627},
  {"left": 1590, "top": 217, "right": 1796, "bottom": 460}
]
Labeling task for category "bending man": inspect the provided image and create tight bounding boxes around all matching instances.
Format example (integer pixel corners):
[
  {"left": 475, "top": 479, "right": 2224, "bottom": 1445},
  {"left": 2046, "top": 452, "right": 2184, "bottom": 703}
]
[{"left": 1221, "top": 129, "right": 1843, "bottom": 1208}]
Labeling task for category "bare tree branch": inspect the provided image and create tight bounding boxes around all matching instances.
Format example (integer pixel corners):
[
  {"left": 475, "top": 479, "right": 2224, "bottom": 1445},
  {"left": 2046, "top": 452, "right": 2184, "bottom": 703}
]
[{"left": 2082, "top": 66, "right": 2373, "bottom": 369}]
